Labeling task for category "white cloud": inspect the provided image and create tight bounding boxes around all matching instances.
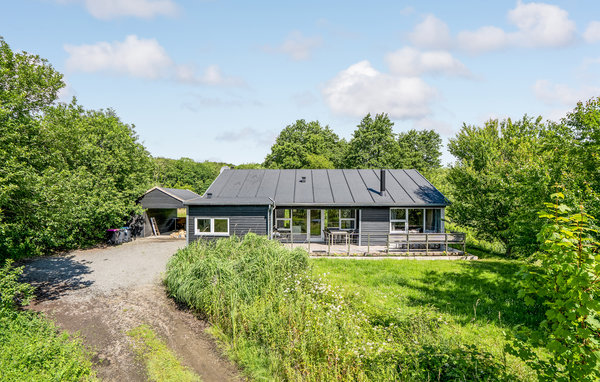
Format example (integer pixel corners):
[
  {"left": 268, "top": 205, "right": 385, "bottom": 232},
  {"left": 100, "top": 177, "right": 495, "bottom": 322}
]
[
  {"left": 215, "top": 127, "right": 276, "bottom": 146},
  {"left": 385, "top": 47, "right": 470, "bottom": 77},
  {"left": 175, "top": 64, "right": 245, "bottom": 86},
  {"left": 507, "top": 1, "right": 576, "bottom": 47},
  {"left": 322, "top": 60, "right": 437, "bottom": 119},
  {"left": 65, "top": 35, "right": 173, "bottom": 78},
  {"left": 83, "top": 0, "right": 177, "bottom": 20},
  {"left": 409, "top": 14, "right": 452, "bottom": 49},
  {"left": 457, "top": 26, "right": 509, "bottom": 54},
  {"left": 65, "top": 35, "right": 243, "bottom": 87},
  {"left": 533, "top": 79, "right": 600, "bottom": 106},
  {"left": 584, "top": 21, "right": 600, "bottom": 43},
  {"left": 456, "top": 1, "right": 576, "bottom": 53},
  {"left": 264, "top": 31, "right": 322, "bottom": 61}
]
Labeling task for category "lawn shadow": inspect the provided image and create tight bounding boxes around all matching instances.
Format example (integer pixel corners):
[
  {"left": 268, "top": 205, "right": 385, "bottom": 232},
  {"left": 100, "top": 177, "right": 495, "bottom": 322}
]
[
  {"left": 395, "top": 260, "right": 544, "bottom": 330},
  {"left": 20, "top": 255, "right": 94, "bottom": 301}
]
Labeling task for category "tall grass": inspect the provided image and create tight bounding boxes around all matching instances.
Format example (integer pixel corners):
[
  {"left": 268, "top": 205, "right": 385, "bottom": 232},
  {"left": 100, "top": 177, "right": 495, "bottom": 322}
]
[
  {"left": 0, "top": 260, "right": 96, "bottom": 381},
  {"left": 166, "top": 234, "right": 518, "bottom": 381}
]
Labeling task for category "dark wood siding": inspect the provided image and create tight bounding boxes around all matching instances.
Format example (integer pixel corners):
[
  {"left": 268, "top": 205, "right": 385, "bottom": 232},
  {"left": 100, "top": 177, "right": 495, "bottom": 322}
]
[
  {"left": 360, "top": 208, "right": 389, "bottom": 245},
  {"left": 140, "top": 189, "right": 184, "bottom": 209},
  {"left": 188, "top": 206, "right": 268, "bottom": 242}
]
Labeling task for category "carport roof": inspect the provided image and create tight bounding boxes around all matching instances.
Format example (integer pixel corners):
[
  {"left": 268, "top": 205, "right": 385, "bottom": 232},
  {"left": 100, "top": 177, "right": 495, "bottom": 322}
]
[{"left": 185, "top": 169, "right": 450, "bottom": 207}]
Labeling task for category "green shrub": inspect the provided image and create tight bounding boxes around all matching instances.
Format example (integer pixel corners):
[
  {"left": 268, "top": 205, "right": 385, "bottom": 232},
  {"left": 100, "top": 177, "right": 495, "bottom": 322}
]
[
  {"left": 166, "top": 234, "right": 516, "bottom": 381},
  {"left": 0, "top": 260, "right": 96, "bottom": 381}
]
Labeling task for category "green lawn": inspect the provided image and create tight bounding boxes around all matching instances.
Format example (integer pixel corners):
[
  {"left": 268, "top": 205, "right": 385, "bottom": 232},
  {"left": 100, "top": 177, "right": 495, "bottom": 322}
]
[{"left": 311, "top": 258, "right": 544, "bottom": 380}]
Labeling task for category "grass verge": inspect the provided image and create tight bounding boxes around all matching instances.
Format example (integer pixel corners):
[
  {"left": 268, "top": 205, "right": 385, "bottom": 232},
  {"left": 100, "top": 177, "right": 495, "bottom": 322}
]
[
  {"left": 0, "top": 260, "right": 96, "bottom": 382},
  {"left": 166, "top": 233, "right": 545, "bottom": 381},
  {"left": 127, "top": 324, "right": 201, "bottom": 382}
]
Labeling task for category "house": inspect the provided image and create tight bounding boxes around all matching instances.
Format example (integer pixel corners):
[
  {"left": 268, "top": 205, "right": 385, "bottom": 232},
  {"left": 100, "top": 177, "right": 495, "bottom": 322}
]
[
  {"left": 184, "top": 169, "right": 450, "bottom": 246},
  {"left": 138, "top": 187, "right": 201, "bottom": 236}
]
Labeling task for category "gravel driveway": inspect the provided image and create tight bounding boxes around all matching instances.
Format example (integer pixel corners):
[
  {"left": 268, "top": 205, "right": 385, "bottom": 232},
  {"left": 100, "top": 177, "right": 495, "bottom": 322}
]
[{"left": 22, "top": 237, "right": 240, "bottom": 382}]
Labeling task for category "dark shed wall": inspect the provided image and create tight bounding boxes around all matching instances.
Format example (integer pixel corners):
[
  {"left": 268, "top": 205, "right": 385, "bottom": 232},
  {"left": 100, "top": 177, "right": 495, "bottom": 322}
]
[
  {"left": 140, "top": 189, "right": 184, "bottom": 209},
  {"left": 360, "top": 208, "right": 390, "bottom": 245},
  {"left": 188, "top": 205, "right": 268, "bottom": 242}
]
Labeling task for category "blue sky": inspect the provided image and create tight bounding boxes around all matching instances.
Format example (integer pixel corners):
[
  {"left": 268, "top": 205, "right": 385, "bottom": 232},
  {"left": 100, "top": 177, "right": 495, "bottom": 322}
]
[{"left": 3, "top": 0, "right": 600, "bottom": 165}]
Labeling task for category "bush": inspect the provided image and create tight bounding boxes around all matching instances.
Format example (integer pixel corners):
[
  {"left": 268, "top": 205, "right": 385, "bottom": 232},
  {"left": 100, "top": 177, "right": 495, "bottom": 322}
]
[
  {"left": 166, "top": 234, "right": 515, "bottom": 381},
  {"left": 0, "top": 260, "right": 96, "bottom": 381}
]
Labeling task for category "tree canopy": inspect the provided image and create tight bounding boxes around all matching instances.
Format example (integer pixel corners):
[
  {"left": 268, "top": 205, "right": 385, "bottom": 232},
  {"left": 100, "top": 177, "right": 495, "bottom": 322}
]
[
  {"left": 263, "top": 120, "right": 345, "bottom": 169},
  {"left": 153, "top": 157, "right": 229, "bottom": 195}
]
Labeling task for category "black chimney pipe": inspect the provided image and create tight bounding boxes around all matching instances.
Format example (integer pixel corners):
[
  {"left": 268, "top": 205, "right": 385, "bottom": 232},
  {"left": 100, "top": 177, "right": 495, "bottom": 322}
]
[{"left": 380, "top": 169, "right": 386, "bottom": 196}]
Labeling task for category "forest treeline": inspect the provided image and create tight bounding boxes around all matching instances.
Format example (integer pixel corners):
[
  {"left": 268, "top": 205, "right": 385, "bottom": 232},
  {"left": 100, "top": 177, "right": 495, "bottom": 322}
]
[{"left": 1, "top": 36, "right": 599, "bottom": 259}]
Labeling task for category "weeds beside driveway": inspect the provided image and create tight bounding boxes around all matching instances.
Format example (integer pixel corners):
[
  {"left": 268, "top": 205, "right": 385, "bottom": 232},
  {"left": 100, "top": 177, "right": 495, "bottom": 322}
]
[{"left": 21, "top": 237, "right": 240, "bottom": 382}]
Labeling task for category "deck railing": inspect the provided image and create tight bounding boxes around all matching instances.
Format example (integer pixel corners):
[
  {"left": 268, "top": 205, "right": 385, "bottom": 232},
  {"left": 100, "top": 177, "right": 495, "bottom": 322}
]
[{"left": 272, "top": 231, "right": 467, "bottom": 255}]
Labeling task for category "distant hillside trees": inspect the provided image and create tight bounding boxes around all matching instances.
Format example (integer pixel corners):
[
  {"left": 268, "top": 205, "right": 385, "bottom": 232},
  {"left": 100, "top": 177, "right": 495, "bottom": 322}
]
[
  {"left": 153, "top": 157, "right": 230, "bottom": 195},
  {"left": 0, "top": 37, "right": 152, "bottom": 259}
]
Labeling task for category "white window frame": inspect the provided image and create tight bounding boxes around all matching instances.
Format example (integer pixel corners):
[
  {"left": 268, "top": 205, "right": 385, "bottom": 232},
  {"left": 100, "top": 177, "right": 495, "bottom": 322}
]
[
  {"left": 339, "top": 209, "right": 357, "bottom": 231},
  {"left": 275, "top": 208, "right": 292, "bottom": 232},
  {"left": 390, "top": 208, "right": 407, "bottom": 233},
  {"left": 194, "top": 217, "right": 229, "bottom": 236}
]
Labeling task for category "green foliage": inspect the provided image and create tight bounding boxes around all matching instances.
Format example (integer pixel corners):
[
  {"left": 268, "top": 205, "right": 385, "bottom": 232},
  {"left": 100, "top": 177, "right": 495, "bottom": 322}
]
[
  {"left": 397, "top": 129, "right": 442, "bottom": 172},
  {"left": 447, "top": 116, "right": 564, "bottom": 257},
  {"left": 166, "top": 235, "right": 525, "bottom": 381},
  {"left": 0, "top": 37, "right": 152, "bottom": 259},
  {"left": 153, "top": 157, "right": 228, "bottom": 195},
  {"left": 508, "top": 193, "right": 600, "bottom": 381},
  {"left": 344, "top": 113, "right": 401, "bottom": 169},
  {"left": 233, "top": 162, "right": 264, "bottom": 169},
  {"left": 127, "top": 324, "right": 201, "bottom": 382},
  {"left": 264, "top": 119, "right": 345, "bottom": 169},
  {"left": 0, "top": 260, "right": 96, "bottom": 381}
]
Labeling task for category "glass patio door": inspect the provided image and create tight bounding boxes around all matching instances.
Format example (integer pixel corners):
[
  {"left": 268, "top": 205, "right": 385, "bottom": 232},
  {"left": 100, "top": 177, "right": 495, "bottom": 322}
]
[{"left": 309, "top": 209, "right": 323, "bottom": 241}]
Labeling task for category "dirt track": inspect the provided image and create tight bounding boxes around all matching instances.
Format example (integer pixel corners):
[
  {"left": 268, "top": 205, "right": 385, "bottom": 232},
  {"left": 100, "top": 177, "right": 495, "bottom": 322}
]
[{"left": 22, "top": 237, "right": 240, "bottom": 382}]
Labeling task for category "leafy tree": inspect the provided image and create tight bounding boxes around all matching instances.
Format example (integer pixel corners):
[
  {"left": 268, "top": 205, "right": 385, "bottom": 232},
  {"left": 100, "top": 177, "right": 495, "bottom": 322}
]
[
  {"left": 153, "top": 157, "right": 228, "bottom": 195},
  {"left": 447, "top": 116, "right": 564, "bottom": 256},
  {"left": 0, "top": 37, "right": 153, "bottom": 259},
  {"left": 508, "top": 193, "right": 600, "bottom": 381},
  {"left": 264, "top": 120, "right": 344, "bottom": 169},
  {"left": 234, "top": 163, "right": 264, "bottom": 169},
  {"left": 397, "top": 129, "right": 442, "bottom": 173},
  {"left": 344, "top": 113, "right": 400, "bottom": 168}
]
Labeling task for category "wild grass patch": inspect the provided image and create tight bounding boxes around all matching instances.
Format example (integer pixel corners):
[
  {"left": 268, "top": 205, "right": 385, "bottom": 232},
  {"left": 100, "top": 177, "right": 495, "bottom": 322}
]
[
  {"left": 127, "top": 324, "right": 200, "bottom": 382},
  {"left": 166, "top": 234, "right": 537, "bottom": 381},
  {"left": 0, "top": 260, "right": 96, "bottom": 382}
]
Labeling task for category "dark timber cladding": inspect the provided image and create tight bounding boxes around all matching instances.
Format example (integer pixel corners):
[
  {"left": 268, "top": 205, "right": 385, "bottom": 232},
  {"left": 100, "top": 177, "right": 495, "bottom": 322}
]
[{"left": 187, "top": 205, "right": 268, "bottom": 239}]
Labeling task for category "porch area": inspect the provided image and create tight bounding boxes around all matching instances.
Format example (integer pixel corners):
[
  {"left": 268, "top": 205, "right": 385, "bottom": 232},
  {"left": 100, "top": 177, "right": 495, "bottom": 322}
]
[{"left": 279, "top": 232, "right": 468, "bottom": 257}]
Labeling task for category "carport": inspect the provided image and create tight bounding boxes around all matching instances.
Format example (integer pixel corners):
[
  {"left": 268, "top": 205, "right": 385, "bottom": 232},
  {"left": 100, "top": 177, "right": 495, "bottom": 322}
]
[{"left": 138, "top": 187, "right": 201, "bottom": 236}]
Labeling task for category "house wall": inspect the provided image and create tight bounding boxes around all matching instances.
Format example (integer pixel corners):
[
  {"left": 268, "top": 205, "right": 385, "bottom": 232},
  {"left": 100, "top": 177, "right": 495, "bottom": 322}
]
[
  {"left": 360, "top": 207, "right": 390, "bottom": 245},
  {"left": 140, "top": 189, "right": 184, "bottom": 209},
  {"left": 187, "top": 205, "right": 269, "bottom": 242}
]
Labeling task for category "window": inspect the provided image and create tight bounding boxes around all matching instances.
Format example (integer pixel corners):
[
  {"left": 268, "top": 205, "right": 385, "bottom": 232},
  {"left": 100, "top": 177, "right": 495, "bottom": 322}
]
[
  {"left": 408, "top": 209, "right": 424, "bottom": 233},
  {"left": 390, "top": 208, "right": 407, "bottom": 233},
  {"left": 195, "top": 217, "right": 229, "bottom": 236},
  {"left": 275, "top": 209, "right": 292, "bottom": 231},
  {"left": 425, "top": 209, "right": 441, "bottom": 232},
  {"left": 339, "top": 209, "right": 356, "bottom": 230}
]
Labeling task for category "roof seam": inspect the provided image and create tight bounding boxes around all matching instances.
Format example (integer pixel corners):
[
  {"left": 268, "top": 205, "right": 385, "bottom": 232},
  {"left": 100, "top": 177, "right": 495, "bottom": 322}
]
[
  {"left": 235, "top": 171, "right": 251, "bottom": 197},
  {"left": 342, "top": 169, "right": 356, "bottom": 203},
  {"left": 311, "top": 170, "right": 315, "bottom": 203},
  {"left": 273, "top": 169, "right": 281, "bottom": 201},
  {"left": 389, "top": 170, "right": 415, "bottom": 203},
  {"left": 327, "top": 169, "right": 335, "bottom": 203},
  {"left": 358, "top": 169, "right": 376, "bottom": 203},
  {"left": 254, "top": 169, "right": 265, "bottom": 197}
]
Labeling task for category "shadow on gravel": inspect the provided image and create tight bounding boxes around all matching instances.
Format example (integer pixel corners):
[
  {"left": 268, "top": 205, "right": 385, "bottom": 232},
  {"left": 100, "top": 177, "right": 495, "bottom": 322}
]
[{"left": 20, "top": 255, "right": 94, "bottom": 301}]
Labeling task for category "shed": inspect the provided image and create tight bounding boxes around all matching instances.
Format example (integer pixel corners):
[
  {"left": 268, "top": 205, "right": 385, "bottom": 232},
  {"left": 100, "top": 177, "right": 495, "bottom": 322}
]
[{"left": 138, "top": 187, "right": 201, "bottom": 236}]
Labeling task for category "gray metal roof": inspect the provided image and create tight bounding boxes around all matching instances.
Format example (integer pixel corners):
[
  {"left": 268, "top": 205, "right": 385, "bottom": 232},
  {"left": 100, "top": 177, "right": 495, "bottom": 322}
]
[
  {"left": 143, "top": 187, "right": 201, "bottom": 202},
  {"left": 185, "top": 169, "right": 449, "bottom": 207}
]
